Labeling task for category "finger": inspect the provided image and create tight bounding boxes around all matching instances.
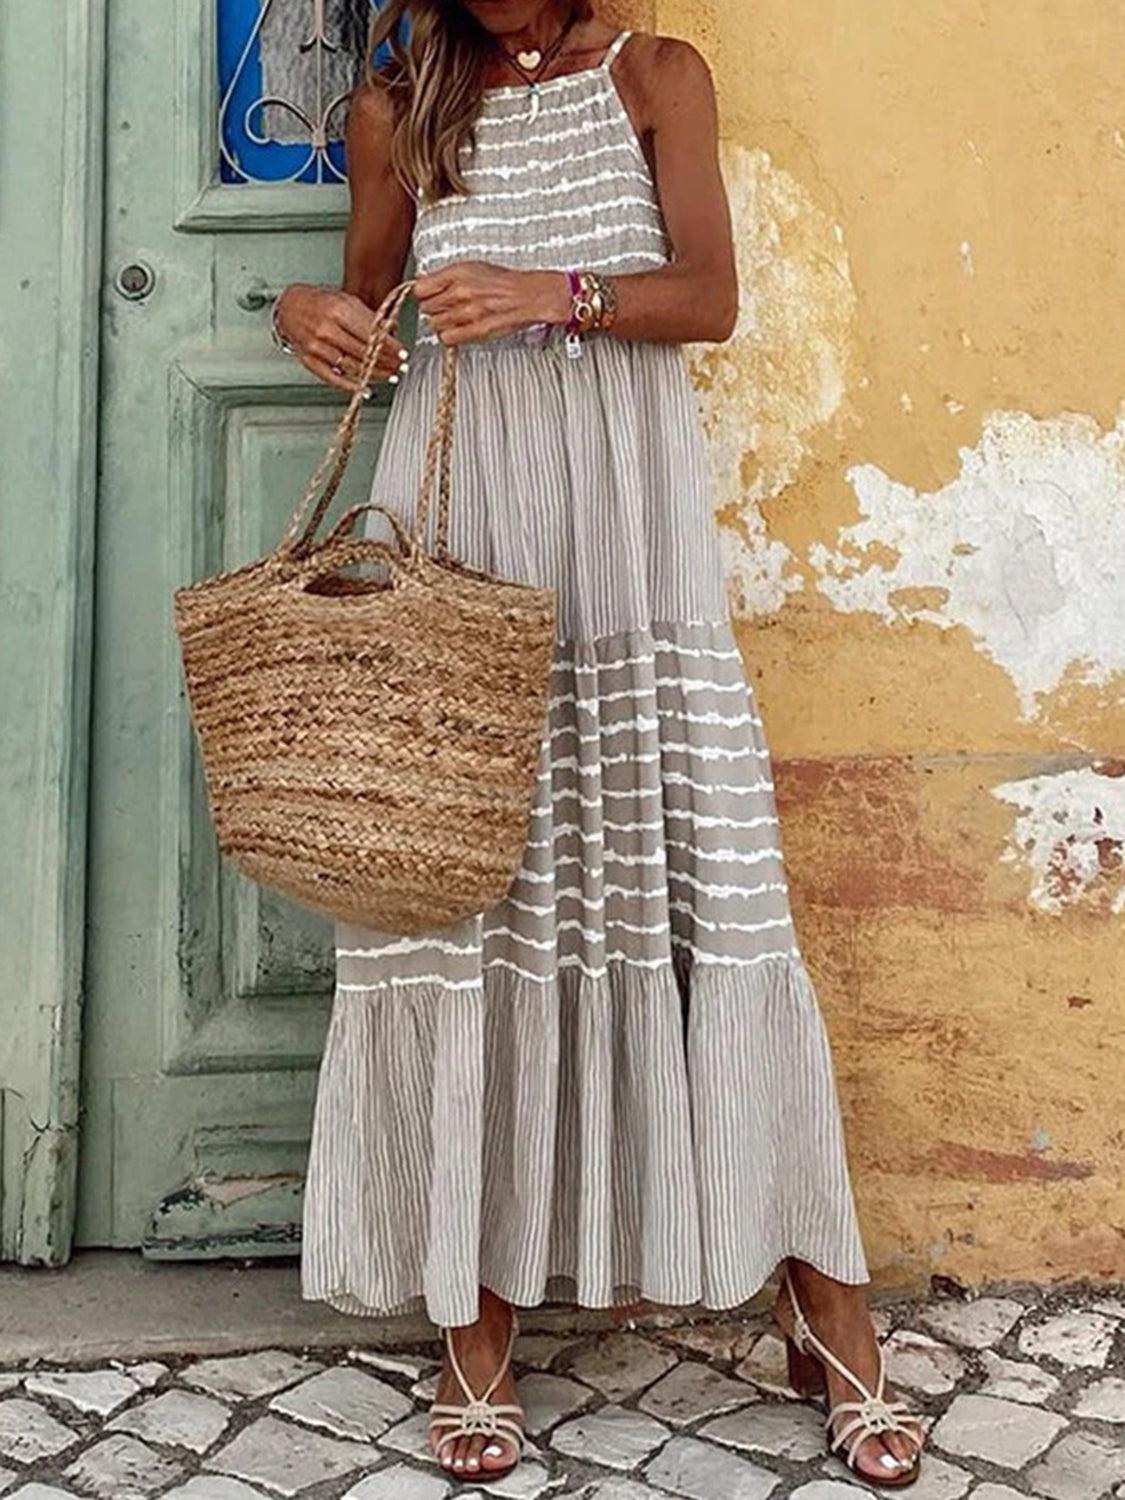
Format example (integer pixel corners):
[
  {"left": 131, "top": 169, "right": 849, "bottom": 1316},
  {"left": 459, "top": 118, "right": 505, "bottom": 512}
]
[
  {"left": 413, "top": 267, "right": 457, "bottom": 302},
  {"left": 307, "top": 336, "right": 404, "bottom": 386},
  {"left": 302, "top": 351, "right": 370, "bottom": 396},
  {"left": 332, "top": 291, "right": 389, "bottom": 343},
  {"left": 333, "top": 346, "right": 406, "bottom": 385},
  {"left": 326, "top": 320, "right": 409, "bottom": 371}
]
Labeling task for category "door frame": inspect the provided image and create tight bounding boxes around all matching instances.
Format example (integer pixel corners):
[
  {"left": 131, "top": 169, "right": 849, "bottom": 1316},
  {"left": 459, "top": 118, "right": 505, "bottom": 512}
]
[{"left": 0, "top": 1, "right": 106, "bottom": 1262}]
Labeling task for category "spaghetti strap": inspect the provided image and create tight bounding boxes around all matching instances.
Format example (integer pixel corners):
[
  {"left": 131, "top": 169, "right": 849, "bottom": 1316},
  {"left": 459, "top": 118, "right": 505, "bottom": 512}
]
[{"left": 601, "top": 30, "right": 632, "bottom": 70}]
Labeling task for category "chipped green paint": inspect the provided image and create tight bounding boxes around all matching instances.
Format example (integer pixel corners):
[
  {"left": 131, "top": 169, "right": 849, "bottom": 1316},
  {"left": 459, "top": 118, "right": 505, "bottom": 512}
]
[{"left": 0, "top": 1, "right": 106, "bottom": 1264}]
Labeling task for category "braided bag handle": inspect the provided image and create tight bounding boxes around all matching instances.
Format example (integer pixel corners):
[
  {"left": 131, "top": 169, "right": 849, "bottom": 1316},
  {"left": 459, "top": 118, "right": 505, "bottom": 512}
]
[{"left": 278, "top": 279, "right": 457, "bottom": 565}]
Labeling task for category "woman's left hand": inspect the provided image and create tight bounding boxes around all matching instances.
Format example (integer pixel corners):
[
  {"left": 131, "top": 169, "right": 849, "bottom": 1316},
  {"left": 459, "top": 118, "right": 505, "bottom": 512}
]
[{"left": 414, "top": 261, "right": 569, "bottom": 345}]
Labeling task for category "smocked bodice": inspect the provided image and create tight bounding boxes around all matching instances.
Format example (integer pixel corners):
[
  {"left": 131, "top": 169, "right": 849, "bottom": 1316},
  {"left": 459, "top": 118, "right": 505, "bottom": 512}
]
[{"left": 411, "top": 31, "right": 670, "bottom": 349}]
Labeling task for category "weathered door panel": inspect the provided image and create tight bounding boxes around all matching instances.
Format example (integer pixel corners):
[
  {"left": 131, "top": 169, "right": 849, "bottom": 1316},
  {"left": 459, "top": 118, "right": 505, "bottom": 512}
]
[
  {"left": 0, "top": 1, "right": 105, "bottom": 1265},
  {"left": 79, "top": 0, "right": 386, "bottom": 1255}
]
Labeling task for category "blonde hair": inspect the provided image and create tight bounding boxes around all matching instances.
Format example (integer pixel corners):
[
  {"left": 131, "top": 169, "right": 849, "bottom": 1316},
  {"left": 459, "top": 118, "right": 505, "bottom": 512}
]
[{"left": 361, "top": 1, "right": 593, "bottom": 204}]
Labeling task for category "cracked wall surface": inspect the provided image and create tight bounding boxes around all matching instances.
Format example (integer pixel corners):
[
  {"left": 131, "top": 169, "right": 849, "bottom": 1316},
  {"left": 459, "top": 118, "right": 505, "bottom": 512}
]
[{"left": 631, "top": 0, "right": 1125, "bottom": 1288}]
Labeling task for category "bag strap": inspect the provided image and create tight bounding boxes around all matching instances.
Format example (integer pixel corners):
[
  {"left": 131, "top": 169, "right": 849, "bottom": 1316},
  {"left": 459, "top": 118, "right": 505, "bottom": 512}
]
[{"left": 277, "top": 279, "right": 459, "bottom": 565}]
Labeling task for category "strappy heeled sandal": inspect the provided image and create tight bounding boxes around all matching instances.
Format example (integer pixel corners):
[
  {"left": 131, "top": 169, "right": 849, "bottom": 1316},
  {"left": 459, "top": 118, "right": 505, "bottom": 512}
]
[
  {"left": 774, "top": 1265, "right": 924, "bottom": 1489},
  {"left": 428, "top": 1308, "right": 525, "bottom": 1478}
]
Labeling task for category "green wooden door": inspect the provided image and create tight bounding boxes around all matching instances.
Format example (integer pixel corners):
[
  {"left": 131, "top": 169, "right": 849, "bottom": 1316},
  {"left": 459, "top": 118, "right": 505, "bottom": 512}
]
[{"left": 78, "top": 0, "right": 388, "bottom": 1257}]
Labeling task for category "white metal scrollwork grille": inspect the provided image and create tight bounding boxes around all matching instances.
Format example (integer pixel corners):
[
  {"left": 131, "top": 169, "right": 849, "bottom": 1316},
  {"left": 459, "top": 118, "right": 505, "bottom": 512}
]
[{"left": 219, "top": 0, "right": 375, "bottom": 185}]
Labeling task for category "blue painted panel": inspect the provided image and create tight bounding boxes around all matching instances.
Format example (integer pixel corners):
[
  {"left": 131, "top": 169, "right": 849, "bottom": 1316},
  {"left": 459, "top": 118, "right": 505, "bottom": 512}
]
[{"left": 218, "top": 0, "right": 381, "bottom": 184}]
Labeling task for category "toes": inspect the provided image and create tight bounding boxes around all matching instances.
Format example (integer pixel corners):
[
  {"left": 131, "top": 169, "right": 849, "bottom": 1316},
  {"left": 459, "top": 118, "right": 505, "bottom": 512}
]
[
  {"left": 886, "top": 1429, "right": 918, "bottom": 1466},
  {"left": 431, "top": 1433, "right": 452, "bottom": 1469},
  {"left": 481, "top": 1434, "right": 517, "bottom": 1470},
  {"left": 850, "top": 1434, "right": 904, "bottom": 1481},
  {"left": 462, "top": 1434, "right": 486, "bottom": 1475}
]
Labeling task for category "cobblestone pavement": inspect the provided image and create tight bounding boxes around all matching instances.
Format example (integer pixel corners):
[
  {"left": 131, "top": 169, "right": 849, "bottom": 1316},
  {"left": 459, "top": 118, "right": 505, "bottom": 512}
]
[{"left": 1, "top": 1283, "right": 1123, "bottom": 1500}]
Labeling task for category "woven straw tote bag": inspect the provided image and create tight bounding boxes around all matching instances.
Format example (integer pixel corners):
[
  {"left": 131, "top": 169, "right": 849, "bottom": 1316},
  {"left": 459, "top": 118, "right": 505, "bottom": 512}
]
[{"left": 173, "top": 280, "right": 557, "bottom": 934}]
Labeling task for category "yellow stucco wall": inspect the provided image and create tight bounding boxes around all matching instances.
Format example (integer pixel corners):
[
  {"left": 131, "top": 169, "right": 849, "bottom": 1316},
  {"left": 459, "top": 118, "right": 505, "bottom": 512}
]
[{"left": 614, "top": 0, "right": 1125, "bottom": 1290}]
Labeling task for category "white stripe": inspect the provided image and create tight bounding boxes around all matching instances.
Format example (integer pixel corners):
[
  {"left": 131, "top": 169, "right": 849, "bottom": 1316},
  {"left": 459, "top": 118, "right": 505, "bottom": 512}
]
[
  {"left": 417, "top": 195, "right": 660, "bottom": 242},
  {"left": 420, "top": 219, "right": 667, "bottom": 261},
  {"left": 436, "top": 166, "right": 652, "bottom": 207}
]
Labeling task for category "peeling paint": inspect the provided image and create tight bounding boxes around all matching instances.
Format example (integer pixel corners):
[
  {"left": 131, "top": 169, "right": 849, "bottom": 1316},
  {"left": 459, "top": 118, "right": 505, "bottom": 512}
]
[
  {"left": 993, "top": 762, "right": 1125, "bottom": 913},
  {"left": 688, "top": 142, "right": 856, "bottom": 615},
  {"left": 932, "top": 1141, "right": 1094, "bottom": 1183},
  {"left": 809, "top": 407, "right": 1125, "bottom": 719}
]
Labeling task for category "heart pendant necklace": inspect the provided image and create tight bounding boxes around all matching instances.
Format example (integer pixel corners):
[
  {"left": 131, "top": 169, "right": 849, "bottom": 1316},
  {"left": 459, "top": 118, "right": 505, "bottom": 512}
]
[{"left": 496, "top": 9, "right": 578, "bottom": 123}]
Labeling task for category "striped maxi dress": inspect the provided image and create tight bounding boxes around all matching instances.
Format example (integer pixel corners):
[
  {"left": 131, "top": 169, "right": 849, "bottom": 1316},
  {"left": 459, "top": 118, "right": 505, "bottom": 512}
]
[{"left": 301, "top": 28, "right": 869, "bottom": 1328}]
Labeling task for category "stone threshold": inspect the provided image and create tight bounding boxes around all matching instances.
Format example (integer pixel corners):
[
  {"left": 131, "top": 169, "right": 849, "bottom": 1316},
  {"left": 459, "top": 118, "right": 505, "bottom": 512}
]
[{"left": 0, "top": 1250, "right": 778, "bottom": 1362}]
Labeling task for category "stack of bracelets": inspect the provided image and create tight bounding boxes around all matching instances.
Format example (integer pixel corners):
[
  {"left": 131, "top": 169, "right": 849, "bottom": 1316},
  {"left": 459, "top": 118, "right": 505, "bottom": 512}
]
[
  {"left": 563, "top": 267, "right": 618, "bottom": 356},
  {"left": 525, "top": 267, "right": 619, "bottom": 355}
]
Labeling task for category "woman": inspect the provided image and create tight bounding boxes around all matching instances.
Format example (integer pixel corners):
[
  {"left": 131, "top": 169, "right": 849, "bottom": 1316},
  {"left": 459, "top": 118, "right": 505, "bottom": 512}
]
[{"left": 274, "top": 0, "right": 925, "bottom": 1488}]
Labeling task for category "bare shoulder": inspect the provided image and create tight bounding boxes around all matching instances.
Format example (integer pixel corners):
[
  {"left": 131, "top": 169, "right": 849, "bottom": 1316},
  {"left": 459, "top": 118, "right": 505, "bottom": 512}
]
[
  {"left": 345, "top": 75, "right": 396, "bottom": 144},
  {"left": 615, "top": 32, "right": 717, "bottom": 119}
]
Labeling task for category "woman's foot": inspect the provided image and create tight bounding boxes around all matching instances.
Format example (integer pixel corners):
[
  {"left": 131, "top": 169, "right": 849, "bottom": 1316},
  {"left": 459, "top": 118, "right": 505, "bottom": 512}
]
[
  {"left": 428, "top": 1286, "right": 525, "bottom": 1478},
  {"left": 776, "top": 1258, "right": 924, "bottom": 1486}
]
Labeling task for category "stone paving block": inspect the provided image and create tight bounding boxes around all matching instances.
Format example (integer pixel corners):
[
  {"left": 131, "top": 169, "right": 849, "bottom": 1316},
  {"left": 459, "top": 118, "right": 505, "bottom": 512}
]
[
  {"left": 107, "top": 1389, "right": 232, "bottom": 1453},
  {"left": 183, "top": 1350, "right": 322, "bottom": 1402},
  {"left": 564, "top": 1334, "right": 678, "bottom": 1402},
  {"left": 269, "top": 1366, "right": 412, "bottom": 1442},
  {"left": 0, "top": 1466, "right": 13, "bottom": 1495},
  {"left": 882, "top": 1329, "right": 965, "bottom": 1394},
  {"left": 63, "top": 1433, "right": 185, "bottom": 1498},
  {"left": 1091, "top": 1297, "right": 1125, "bottom": 1320},
  {"left": 789, "top": 1483, "right": 870, "bottom": 1498},
  {"left": 463, "top": 1457, "right": 559, "bottom": 1499},
  {"left": 930, "top": 1392, "right": 1066, "bottom": 1468},
  {"left": 644, "top": 1433, "right": 780, "bottom": 1499},
  {"left": 512, "top": 1335, "right": 583, "bottom": 1372},
  {"left": 349, "top": 1349, "right": 437, "bottom": 1380},
  {"left": 967, "top": 1487, "right": 1026, "bottom": 1500},
  {"left": 700, "top": 1398, "right": 826, "bottom": 1461},
  {"left": 341, "top": 1465, "right": 451, "bottom": 1498},
  {"left": 25, "top": 1368, "right": 141, "bottom": 1417},
  {"left": 580, "top": 1480, "right": 668, "bottom": 1500},
  {"left": 978, "top": 1350, "right": 1061, "bottom": 1405},
  {"left": 550, "top": 1403, "right": 670, "bottom": 1470},
  {"left": 122, "top": 1363, "right": 169, "bottom": 1389},
  {"left": 823, "top": 1449, "right": 969, "bottom": 1498},
  {"left": 657, "top": 1321, "right": 762, "bottom": 1365},
  {"left": 163, "top": 1480, "right": 272, "bottom": 1499},
  {"left": 517, "top": 1371, "right": 593, "bottom": 1436},
  {"left": 0, "top": 1380, "right": 20, "bottom": 1395},
  {"left": 637, "top": 1359, "right": 756, "bottom": 1427},
  {"left": 919, "top": 1298, "right": 1025, "bottom": 1351},
  {"left": 0, "top": 1399, "right": 80, "bottom": 1464},
  {"left": 1024, "top": 1429, "right": 1125, "bottom": 1500},
  {"left": 1072, "top": 1374, "right": 1125, "bottom": 1422},
  {"left": 411, "top": 1372, "right": 439, "bottom": 1403},
  {"left": 378, "top": 1412, "right": 435, "bottom": 1463},
  {"left": 1018, "top": 1311, "right": 1118, "bottom": 1369},
  {"left": 6, "top": 1487, "right": 84, "bottom": 1500},
  {"left": 203, "top": 1415, "right": 375, "bottom": 1496},
  {"left": 733, "top": 1332, "right": 798, "bottom": 1397}
]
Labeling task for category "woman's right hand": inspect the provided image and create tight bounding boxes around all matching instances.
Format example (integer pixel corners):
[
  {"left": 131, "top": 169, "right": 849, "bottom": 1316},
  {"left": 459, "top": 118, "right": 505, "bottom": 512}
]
[{"left": 274, "top": 283, "right": 410, "bottom": 395}]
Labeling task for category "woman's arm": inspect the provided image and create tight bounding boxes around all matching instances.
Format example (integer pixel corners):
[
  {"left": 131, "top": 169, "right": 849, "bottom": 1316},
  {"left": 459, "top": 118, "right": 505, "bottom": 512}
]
[
  {"left": 415, "top": 36, "right": 738, "bottom": 346},
  {"left": 274, "top": 82, "right": 417, "bottom": 392}
]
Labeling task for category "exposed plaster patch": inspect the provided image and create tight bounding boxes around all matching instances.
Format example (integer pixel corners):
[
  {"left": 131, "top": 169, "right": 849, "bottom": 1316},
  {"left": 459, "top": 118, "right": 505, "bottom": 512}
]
[
  {"left": 810, "top": 406, "right": 1125, "bottom": 718},
  {"left": 993, "top": 762, "right": 1125, "bottom": 914},
  {"left": 688, "top": 143, "right": 857, "bottom": 615}
]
